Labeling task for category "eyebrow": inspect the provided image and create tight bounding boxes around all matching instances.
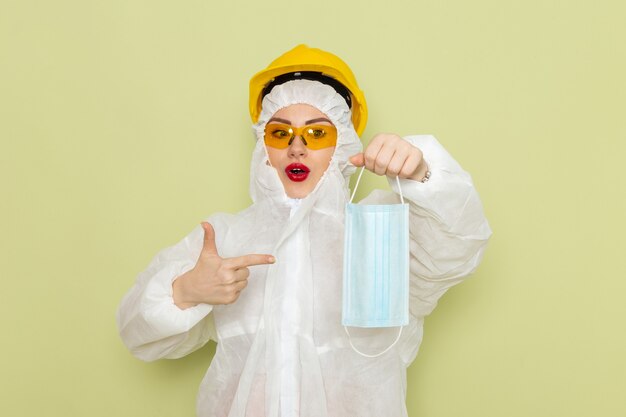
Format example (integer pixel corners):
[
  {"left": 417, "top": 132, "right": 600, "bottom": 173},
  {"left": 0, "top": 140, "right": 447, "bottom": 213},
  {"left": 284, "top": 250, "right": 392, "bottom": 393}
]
[
  {"left": 305, "top": 117, "right": 332, "bottom": 124},
  {"left": 267, "top": 117, "right": 333, "bottom": 125},
  {"left": 267, "top": 117, "right": 291, "bottom": 124}
]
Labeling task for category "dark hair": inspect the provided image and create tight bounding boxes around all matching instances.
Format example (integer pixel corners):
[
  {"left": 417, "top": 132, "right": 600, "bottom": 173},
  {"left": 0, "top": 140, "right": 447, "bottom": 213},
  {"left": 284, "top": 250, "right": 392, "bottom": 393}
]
[{"left": 261, "top": 71, "right": 352, "bottom": 109}]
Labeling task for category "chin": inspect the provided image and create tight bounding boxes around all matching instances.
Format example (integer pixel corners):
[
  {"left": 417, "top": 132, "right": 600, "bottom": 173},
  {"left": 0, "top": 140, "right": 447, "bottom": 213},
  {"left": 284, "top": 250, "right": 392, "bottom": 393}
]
[
  {"left": 285, "top": 184, "right": 312, "bottom": 199},
  {"left": 286, "top": 189, "right": 307, "bottom": 199}
]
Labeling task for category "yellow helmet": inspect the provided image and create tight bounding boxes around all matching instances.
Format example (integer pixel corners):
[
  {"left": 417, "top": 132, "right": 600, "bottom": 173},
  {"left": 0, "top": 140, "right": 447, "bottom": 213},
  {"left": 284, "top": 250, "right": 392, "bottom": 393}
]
[{"left": 249, "top": 44, "right": 368, "bottom": 135}]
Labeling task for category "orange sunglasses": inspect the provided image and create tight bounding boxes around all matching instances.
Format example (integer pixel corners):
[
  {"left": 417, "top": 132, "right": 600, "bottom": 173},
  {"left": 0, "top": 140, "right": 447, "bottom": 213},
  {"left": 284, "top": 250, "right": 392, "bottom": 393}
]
[{"left": 264, "top": 123, "right": 338, "bottom": 150}]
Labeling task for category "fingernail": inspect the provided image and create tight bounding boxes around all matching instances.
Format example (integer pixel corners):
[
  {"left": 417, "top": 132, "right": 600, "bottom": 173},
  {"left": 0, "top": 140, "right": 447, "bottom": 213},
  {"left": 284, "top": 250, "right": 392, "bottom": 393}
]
[{"left": 269, "top": 256, "right": 276, "bottom": 263}]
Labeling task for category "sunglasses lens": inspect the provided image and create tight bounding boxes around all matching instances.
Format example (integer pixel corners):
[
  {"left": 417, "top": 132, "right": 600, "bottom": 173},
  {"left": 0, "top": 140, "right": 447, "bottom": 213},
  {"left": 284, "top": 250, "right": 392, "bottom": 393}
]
[
  {"left": 264, "top": 123, "right": 293, "bottom": 149},
  {"left": 302, "top": 125, "right": 337, "bottom": 150}
]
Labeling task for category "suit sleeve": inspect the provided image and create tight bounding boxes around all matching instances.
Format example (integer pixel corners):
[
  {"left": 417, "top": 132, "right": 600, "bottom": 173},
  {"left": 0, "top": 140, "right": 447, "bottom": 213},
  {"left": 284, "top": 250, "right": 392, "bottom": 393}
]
[{"left": 115, "top": 216, "right": 228, "bottom": 361}]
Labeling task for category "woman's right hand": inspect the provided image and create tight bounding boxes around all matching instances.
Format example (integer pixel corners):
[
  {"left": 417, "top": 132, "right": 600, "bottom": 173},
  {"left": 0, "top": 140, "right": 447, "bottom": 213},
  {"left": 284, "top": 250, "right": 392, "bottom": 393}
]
[{"left": 172, "top": 222, "right": 275, "bottom": 309}]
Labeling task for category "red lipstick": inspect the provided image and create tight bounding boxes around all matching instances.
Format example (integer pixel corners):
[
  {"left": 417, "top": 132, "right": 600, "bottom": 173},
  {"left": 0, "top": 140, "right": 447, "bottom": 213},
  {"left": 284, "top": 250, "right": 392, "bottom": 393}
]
[{"left": 285, "top": 163, "right": 310, "bottom": 182}]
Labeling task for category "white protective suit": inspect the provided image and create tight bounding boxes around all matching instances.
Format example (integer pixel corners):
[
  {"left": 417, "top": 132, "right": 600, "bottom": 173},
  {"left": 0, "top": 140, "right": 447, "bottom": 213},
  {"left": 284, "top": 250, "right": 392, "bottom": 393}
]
[{"left": 117, "top": 80, "right": 492, "bottom": 417}]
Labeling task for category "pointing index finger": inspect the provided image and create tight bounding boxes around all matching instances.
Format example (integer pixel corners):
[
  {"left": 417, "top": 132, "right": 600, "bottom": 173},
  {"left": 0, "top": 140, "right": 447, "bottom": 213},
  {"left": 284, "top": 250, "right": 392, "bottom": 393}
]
[{"left": 224, "top": 254, "right": 276, "bottom": 270}]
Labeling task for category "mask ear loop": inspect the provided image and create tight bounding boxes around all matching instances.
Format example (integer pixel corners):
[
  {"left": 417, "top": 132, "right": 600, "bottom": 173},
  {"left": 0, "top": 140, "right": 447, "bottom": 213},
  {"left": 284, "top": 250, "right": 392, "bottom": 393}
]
[
  {"left": 344, "top": 326, "right": 404, "bottom": 358},
  {"left": 396, "top": 175, "right": 405, "bottom": 204},
  {"left": 349, "top": 167, "right": 406, "bottom": 204},
  {"left": 349, "top": 166, "right": 366, "bottom": 203},
  {"left": 344, "top": 167, "right": 406, "bottom": 358}
]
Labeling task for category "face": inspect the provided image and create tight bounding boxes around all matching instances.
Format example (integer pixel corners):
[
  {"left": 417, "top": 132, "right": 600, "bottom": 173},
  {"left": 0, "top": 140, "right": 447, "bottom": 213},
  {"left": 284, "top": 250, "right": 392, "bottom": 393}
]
[{"left": 265, "top": 103, "right": 336, "bottom": 199}]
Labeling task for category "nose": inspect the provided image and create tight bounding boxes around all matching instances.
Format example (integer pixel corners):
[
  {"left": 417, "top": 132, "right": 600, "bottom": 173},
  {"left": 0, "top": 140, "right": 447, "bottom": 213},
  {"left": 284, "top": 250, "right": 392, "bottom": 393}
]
[{"left": 288, "top": 135, "right": 308, "bottom": 158}]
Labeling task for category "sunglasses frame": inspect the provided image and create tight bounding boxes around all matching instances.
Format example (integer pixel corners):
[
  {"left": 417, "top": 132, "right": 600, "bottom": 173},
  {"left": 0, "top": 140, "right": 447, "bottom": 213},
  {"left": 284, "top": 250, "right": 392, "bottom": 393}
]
[{"left": 264, "top": 122, "right": 338, "bottom": 150}]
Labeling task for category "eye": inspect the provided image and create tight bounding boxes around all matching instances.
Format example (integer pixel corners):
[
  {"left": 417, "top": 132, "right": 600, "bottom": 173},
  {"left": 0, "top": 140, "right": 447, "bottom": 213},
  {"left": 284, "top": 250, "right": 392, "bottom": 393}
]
[
  {"left": 306, "top": 128, "right": 326, "bottom": 139},
  {"left": 270, "top": 128, "right": 291, "bottom": 139}
]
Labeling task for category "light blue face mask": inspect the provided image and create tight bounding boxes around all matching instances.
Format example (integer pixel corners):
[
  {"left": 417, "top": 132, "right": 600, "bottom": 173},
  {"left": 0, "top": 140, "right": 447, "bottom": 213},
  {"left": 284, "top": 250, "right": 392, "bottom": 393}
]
[{"left": 342, "top": 167, "right": 409, "bottom": 357}]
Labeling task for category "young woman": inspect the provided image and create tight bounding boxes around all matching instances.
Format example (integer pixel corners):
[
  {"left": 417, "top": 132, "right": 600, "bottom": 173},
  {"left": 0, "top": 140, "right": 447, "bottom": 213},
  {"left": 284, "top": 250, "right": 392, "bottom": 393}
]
[{"left": 117, "top": 44, "right": 491, "bottom": 417}]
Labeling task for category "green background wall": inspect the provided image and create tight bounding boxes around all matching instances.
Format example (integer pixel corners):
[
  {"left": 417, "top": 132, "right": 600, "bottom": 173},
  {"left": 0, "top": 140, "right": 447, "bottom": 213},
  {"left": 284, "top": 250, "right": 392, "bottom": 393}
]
[{"left": 2, "top": 1, "right": 624, "bottom": 416}]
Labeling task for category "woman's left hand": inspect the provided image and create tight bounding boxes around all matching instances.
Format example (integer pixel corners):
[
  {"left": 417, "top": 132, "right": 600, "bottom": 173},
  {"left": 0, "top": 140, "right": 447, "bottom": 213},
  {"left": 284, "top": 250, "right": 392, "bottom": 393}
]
[{"left": 349, "top": 133, "right": 429, "bottom": 181}]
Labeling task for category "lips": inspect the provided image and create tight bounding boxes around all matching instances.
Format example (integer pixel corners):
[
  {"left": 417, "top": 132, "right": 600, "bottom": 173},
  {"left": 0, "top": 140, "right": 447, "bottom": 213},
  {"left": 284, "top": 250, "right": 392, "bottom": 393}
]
[{"left": 285, "top": 163, "right": 310, "bottom": 182}]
